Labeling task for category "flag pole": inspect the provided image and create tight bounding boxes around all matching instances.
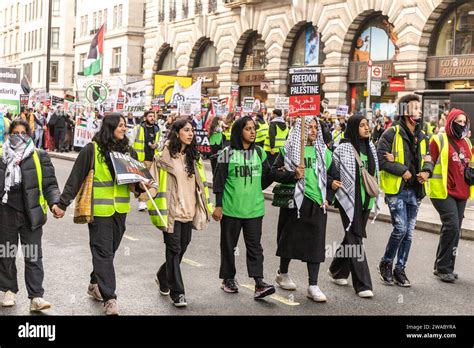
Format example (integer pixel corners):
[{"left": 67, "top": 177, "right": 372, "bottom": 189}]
[{"left": 300, "top": 115, "right": 305, "bottom": 167}]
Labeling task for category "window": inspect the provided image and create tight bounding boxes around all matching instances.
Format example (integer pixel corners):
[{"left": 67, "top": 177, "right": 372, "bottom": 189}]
[
  {"left": 103, "top": 9, "right": 107, "bottom": 31},
  {"left": 50, "top": 61, "right": 59, "bottom": 83},
  {"left": 79, "top": 53, "right": 86, "bottom": 72},
  {"left": 16, "top": 3, "right": 19, "bottom": 21},
  {"left": 3, "top": 36, "right": 6, "bottom": 55},
  {"left": 5, "top": 7, "right": 8, "bottom": 24},
  {"left": 240, "top": 33, "right": 267, "bottom": 70},
  {"left": 51, "top": 27, "right": 59, "bottom": 49},
  {"left": 34, "top": 0, "right": 37, "bottom": 19},
  {"left": 113, "top": 5, "right": 117, "bottom": 28},
  {"left": 39, "top": 28, "right": 42, "bottom": 49},
  {"left": 140, "top": 46, "right": 145, "bottom": 73},
  {"left": 10, "top": 5, "right": 13, "bottom": 24},
  {"left": 118, "top": 4, "right": 122, "bottom": 27},
  {"left": 143, "top": 2, "right": 146, "bottom": 26},
  {"left": 23, "top": 62, "right": 32, "bottom": 82},
  {"left": 93, "top": 12, "right": 97, "bottom": 30},
  {"left": 24, "top": 5, "right": 27, "bottom": 22},
  {"left": 28, "top": 3, "right": 31, "bottom": 21},
  {"left": 113, "top": 47, "right": 121, "bottom": 69},
  {"left": 52, "top": 0, "right": 60, "bottom": 16},
  {"left": 71, "top": 61, "right": 74, "bottom": 83},
  {"left": 160, "top": 50, "right": 176, "bottom": 71},
  {"left": 15, "top": 32, "right": 18, "bottom": 52},
  {"left": 290, "top": 25, "right": 323, "bottom": 67},
  {"left": 9, "top": 32, "right": 13, "bottom": 54},
  {"left": 197, "top": 43, "right": 218, "bottom": 68},
  {"left": 23, "top": 33, "right": 26, "bottom": 51},
  {"left": 434, "top": 2, "right": 474, "bottom": 56},
  {"left": 98, "top": 10, "right": 102, "bottom": 28},
  {"left": 40, "top": 0, "right": 42, "bottom": 18},
  {"left": 37, "top": 60, "right": 41, "bottom": 83},
  {"left": 33, "top": 29, "right": 36, "bottom": 50},
  {"left": 351, "top": 16, "right": 398, "bottom": 62}
]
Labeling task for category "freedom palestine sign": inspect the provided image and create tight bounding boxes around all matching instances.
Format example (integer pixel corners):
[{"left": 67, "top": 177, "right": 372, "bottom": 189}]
[{"left": 83, "top": 79, "right": 111, "bottom": 105}]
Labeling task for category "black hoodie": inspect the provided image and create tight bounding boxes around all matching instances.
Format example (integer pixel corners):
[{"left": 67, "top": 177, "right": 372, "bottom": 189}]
[{"left": 213, "top": 116, "right": 273, "bottom": 207}]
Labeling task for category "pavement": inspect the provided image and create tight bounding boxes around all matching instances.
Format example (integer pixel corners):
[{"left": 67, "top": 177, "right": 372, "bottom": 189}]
[
  {"left": 0, "top": 156, "right": 473, "bottom": 316},
  {"left": 46, "top": 150, "right": 474, "bottom": 240}
]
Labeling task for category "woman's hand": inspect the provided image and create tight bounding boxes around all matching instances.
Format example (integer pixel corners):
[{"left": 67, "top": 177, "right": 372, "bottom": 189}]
[
  {"left": 321, "top": 200, "right": 329, "bottom": 209},
  {"left": 295, "top": 165, "right": 305, "bottom": 179},
  {"left": 384, "top": 152, "right": 395, "bottom": 162},
  {"left": 331, "top": 180, "right": 342, "bottom": 191},
  {"left": 51, "top": 205, "right": 65, "bottom": 219},
  {"left": 212, "top": 207, "right": 223, "bottom": 221}
]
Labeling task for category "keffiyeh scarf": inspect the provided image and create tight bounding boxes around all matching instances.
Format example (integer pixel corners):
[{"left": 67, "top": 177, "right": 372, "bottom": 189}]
[
  {"left": 284, "top": 116, "right": 328, "bottom": 216},
  {"left": 2, "top": 137, "right": 35, "bottom": 203}
]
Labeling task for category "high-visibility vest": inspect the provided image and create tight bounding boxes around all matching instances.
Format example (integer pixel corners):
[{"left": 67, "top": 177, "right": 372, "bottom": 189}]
[
  {"left": 92, "top": 142, "right": 131, "bottom": 217},
  {"left": 255, "top": 121, "right": 269, "bottom": 143},
  {"left": 429, "top": 133, "right": 474, "bottom": 200},
  {"left": 332, "top": 130, "right": 344, "bottom": 142},
  {"left": 264, "top": 125, "right": 289, "bottom": 153},
  {"left": 133, "top": 125, "right": 160, "bottom": 162},
  {"left": 148, "top": 158, "right": 213, "bottom": 230},
  {"left": 32, "top": 150, "right": 48, "bottom": 215},
  {"left": 380, "top": 125, "right": 429, "bottom": 195},
  {"left": 222, "top": 124, "right": 232, "bottom": 142}
]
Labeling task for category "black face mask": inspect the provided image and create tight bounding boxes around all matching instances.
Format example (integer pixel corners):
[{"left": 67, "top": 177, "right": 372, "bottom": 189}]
[{"left": 451, "top": 122, "right": 465, "bottom": 140}]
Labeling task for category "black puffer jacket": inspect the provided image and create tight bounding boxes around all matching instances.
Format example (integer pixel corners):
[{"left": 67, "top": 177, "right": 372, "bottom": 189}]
[{"left": 0, "top": 150, "right": 60, "bottom": 230}]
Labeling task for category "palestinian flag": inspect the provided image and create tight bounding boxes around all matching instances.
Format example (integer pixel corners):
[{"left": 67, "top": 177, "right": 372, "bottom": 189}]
[{"left": 84, "top": 24, "right": 104, "bottom": 76}]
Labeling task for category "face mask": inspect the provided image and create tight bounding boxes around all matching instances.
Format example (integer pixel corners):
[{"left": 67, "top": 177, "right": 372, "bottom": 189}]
[
  {"left": 408, "top": 116, "right": 421, "bottom": 126},
  {"left": 9, "top": 134, "right": 29, "bottom": 147},
  {"left": 451, "top": 122, "right": 465, "bottom": 140}
]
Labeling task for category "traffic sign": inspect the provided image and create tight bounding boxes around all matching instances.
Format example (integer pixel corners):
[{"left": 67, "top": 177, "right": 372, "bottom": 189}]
[{"left": 372, "top": 66, "right": 383, "bottom": 79}]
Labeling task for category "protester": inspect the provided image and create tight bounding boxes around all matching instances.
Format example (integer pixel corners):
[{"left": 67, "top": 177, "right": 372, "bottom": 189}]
[
  {"left": 255, "top": 112, "right": 269, "bottom": 148},
  {"left": 209, "top": 116, "right": 223, "bottom": 177},
  {"left": 327, "top": 115, "right": 379, "bottom": 298},
  {"left": 133, "top": 111, "right": 160, "bottom": 212},
  {"left": 147, "top": 119, "right": 213, "bottom": 307},
  {"left": 213, "top": 116, "right": 275, "bottom": 300},
  {"left": 429, "top": 108, "right": 474, "bottom": 283},
  {"left": 33, "top": 108, "right": 46, "bottom": 149},
  {"left": 271, "top": 117, "right": 333, "bottom": 302},
  {"left": 54, "top": 114, "right": 143, "bottom": 315},
  {"left": 0, "top": 119, "right": 60, "bottom": 312},
  {"left": 377, "top": 94, "right": 433, "bottom": 287},
  {"left": 264, "top": 109, "right": 288, "bottom": 165}
]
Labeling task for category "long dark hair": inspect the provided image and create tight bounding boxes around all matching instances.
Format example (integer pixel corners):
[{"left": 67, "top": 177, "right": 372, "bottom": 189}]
[
  {"left": 168, "top": 119, "right": 200, "bottom": 177},
  {"left": 209, "top": 116, "right": 220, "bottom": 137},
  {"left": 92, "top": 113, "right": 130, "bottom": 166}
]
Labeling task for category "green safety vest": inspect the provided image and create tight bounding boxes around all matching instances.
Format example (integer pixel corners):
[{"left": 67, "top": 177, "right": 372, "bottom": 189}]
[
  {"left": 264, "top": 125, "right": 289, "bottom": 153},
  {"left": 429, "top": 133, "right": 474, "bottom": 200},
  {"left": 222, "top": 146, "right": 266, "bottom": 218},
  {"left": 32, "top": 150, "right": 48, "bottom": 215},
  {"left": 380, "top": 125, "right": 429, "bottom": 195},
  {"left": 255, "top": 121, "right": 269, "bottom": 143},
  {"left": 133, "top": 125, "right": 160, "bottom": 162},
  {"left": 148, "top": 158, "right": 212, "bottom": 230},
  {"left": 92, "top": 142, "right": 131, "bottom": 217}
]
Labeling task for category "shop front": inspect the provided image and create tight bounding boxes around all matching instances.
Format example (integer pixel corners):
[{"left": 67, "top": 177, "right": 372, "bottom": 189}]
[{"left": 191, "top": 41, "right": 220, "bottom": 97}]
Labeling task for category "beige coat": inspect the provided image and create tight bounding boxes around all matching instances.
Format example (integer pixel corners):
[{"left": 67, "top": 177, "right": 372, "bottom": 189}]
[{"left": 149, "top": 145, "right": 210, "bottom": 233}]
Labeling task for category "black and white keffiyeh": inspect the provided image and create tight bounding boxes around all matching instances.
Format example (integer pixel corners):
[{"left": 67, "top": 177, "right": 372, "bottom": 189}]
[
  {"left": 333, "top": 141, "right": 381, "bottom": 231},
  {"left": 284, "top": 116, "right": 328, "bottom": 216}
]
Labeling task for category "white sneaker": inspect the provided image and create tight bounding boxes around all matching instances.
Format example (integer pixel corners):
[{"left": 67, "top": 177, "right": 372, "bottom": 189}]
[
  {"left": 2, "top": 290, "right": 16, "bottom": 307},
  {"left": 327, "top": 270, "right": 348, "bottom": 286},
  {"left": 138, "top": 201, "right": 148, "bottom": 211},
  {"left": 357, "top": 290, "right": 374, "bottom": 298},
  {"left": 30, "top": 297, "right": 51, "bottom": 312},
  {"left": 275, "top": 270, "right": 297, "bottom": 290},
  {"left": 307, "top": 285, "right": 327, "bottom": 302}
]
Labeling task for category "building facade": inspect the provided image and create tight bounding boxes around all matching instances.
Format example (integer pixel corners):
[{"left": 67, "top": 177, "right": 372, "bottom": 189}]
[
  {"left": 0, "top": 0, "right": 76, "bottom": 97},
  {"left": 73, "top": 0, "right": 146, "bottom": 99},
  {"left": 143, "top": 0, "right": 474, "bottom": 114}
]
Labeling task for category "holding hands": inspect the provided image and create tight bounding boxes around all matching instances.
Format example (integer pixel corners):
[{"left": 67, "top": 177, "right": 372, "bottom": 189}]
[{"left": 51, "top": 204, "right": 65, "bottom": 219}]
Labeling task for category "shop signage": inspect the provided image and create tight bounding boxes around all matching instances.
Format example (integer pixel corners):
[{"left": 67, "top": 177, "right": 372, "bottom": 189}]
[
  {"left": 426, "top": 55, "right": 474, "bottom": 81},
  {"left": 389, "top": 76, "right": 405, "bottom": 91},
  {"left": 238, "top": 70, "right": 266, "bottom": 87},
  {"left": 192, "top": 71, "right": 219, "bottom": 88},
  {"left": 348, "top": 61, "right": 395, "bottom": 83}
]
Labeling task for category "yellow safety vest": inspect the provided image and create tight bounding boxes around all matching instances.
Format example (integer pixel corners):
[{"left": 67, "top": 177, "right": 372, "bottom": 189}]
[
  {"left": 428, "top": 133, "right": 474, "bottom": 200},
  {"left": 222, "top": 124, "right": 232, "bottom": 142},
  {"left": 380, "top": 125, "right": 429, "bottom": 195},
  {"left": 92, "top": 142, "right": 131, "bottom": 217},
  {"left": 255, "top": 121, "right": 269, "bottom": 143},
  {"left": 264, "top": 125, "right": 289, "bottom": 153},
  {"left": 133, "top": 125, "right": 160, "bottom": 162},
  {"left": 148, "top": 158, "right": 213, "bottom": 230},
  {"left": 32, "top": 150, "right": 48, "bottom": 215}
]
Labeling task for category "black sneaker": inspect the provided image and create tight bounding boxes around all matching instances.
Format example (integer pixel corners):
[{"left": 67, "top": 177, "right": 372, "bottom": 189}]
[
  {"left": 254, "top": 282, "right": 275, "bottom": 300},
  {"left": 393, "top": 268, "right": 411, "bottom": 287},
  {"left": 172, "top": 294, "right": 187, "bottom": 307},
  {"left": 433, "top": 270, "right": 456, "bottom": 283},
  {"left": 221, "top": 279, "right": 239, "bottom": 293},
  {"left": 377, "top": 260, "right": 394, "bottom": 285},
  {"left": 155, "top": 277, "right": 170, "bottom": 296}
]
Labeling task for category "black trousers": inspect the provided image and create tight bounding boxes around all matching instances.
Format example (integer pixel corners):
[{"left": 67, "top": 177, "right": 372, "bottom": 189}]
[
  {"left": 0, "top": 204, "right": 44, "bottom": 299},
  {"left": 88, "top": 213, "right": 127, "bottom": 302},
  {"left": 329, "top": 209, "right": 372, "bottom": 293},
  {"left": 219, "top": 215, "right": 264, "bottom": 280},
  {"left": 431, "top": 196, "right": 467, "bottom": 274},
  {"left": 54, "top": 127, "right": 66, "bottom": 151},
  {"left": 157, "top": 221, "right": 193, "bottom": 300}
]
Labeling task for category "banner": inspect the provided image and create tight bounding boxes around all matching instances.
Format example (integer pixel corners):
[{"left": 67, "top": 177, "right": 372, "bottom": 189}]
[
  {"left": 122, "top": 80, "right": 147, "bottom": 116},
  {"left": 242, "top": 97, "right": 254, "bottom": 113},
  {"left": 110, "top": 151, "right": 154, "bottom": 185},
  {"left": 288, "top": 67, "right": 321, "bottom": 116},
  {"left": 389, "top": 76, "right": 405, "bottom": 92},
  {"left": 0, "top": 68, "right": 22, "bottom": 114},
  {"left": 20, "top": 94, "right": 30, "bottom": 108},
  {"left": 73, "top": 114, "right": 101, "bottom": 147},
  {"left": 52, "top": 95, "right": 64, "bottom": 106},
  {"left": 154, "top": 75, "right": 193, "bottom": 103},
  {"left": 336, "top": 105, "right": 349, "bottom": 116},
  {"left": 275, "top": 97, "right": 289, "bottom": 110},
  {"left": 289, "top": 95, "right": 321, "bottom": 117},
  {"left": 194, "top": 129, "right": 211, "bottom": 155},
  {"left": 171, "top": 79, "right": 202, "bottom": 116}
]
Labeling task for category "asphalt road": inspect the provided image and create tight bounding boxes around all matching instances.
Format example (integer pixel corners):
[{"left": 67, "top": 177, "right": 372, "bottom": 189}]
[{"left": 1, "top": 157, "right": 473, "bottom": 316}]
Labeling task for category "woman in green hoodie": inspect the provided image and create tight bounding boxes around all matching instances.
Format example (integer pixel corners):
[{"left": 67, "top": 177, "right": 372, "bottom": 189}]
[{"left": 212, "top": 116, "right": 275, "bottom": 300}]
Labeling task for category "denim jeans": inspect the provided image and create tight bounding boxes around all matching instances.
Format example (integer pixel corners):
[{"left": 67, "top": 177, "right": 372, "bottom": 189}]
[{"left": 382, "top": 188, "right": 421, "bottom": 270}]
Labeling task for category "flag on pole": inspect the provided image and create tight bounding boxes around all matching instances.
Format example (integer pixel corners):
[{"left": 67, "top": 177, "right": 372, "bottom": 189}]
[{"left": 84, "top": 24, "right": 104, "bottom": 76}]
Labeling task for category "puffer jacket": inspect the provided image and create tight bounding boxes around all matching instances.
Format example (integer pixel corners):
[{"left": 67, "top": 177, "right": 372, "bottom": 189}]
[
  {"left": 148, "top": 144, "right": 211, "bottom": 233},
  {"left": 0, "top": 150, "right": 60, "bottom": 230}
]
